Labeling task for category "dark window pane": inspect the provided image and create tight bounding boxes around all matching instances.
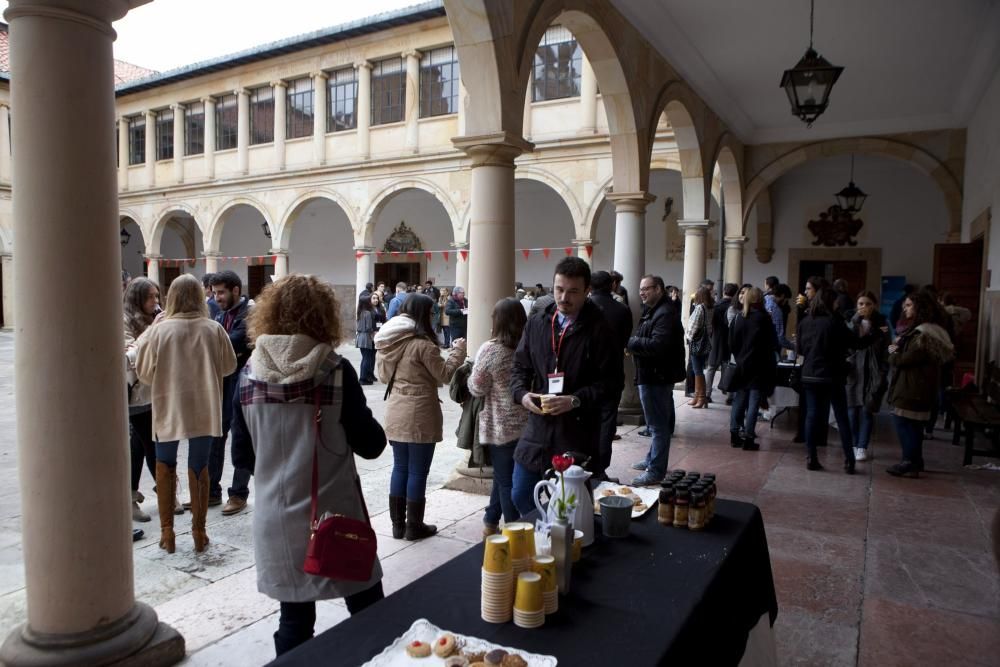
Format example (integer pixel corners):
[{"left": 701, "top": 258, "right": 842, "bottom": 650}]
[
  {"left": 155, "top": 109, "right": 173, "bottom": 161},
  {"left": 215, "top": 94, "right": 238, "bottom": 151},
  {"left": 250, "top": 86, "right": 274, "bottom": 145},
  {"left": 286, "top": 78, "right": 313, "bottom": 139},
  {"left": 419, "top": 46, "right": 460, "bottom": 118},
  {"left": 128, "top": 115, "right": 145, "bottom": 166},
  {"left": 371, "top": 57, "right": 404, "bottom": 126},
  {"left": 184, "top": 102, "right": 204, "bottom": 156},
  {"left": 532, "top": 27, "right": 581, "bottom": 102},
  {"left": 327, "top": 68, "right": 357, "bottom": 132}
]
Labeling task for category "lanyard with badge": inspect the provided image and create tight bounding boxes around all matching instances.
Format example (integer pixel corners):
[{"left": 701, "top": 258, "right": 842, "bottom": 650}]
[{"left": 548, "top": 313, "right": 569, "bottom": 394}]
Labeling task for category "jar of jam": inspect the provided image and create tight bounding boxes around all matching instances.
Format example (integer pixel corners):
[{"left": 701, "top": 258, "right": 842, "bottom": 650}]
[
  {"left": 657, "top": 483, "right": 675, "bottom": 526},
  {"left": 703, "top": 480, "right": 717, "bottom": 523},
  {"left": 688, "top": 492, "right": 706, "bottom": 530},
  {"left": 673, "top": 487, "right": 690, "bottom": 528},
  {"left": 673, "top": 469, "right": 686, "bottom": 479}
]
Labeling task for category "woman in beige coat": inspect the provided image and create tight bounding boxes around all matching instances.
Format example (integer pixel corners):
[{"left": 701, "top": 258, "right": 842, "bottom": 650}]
[
  {"left": 136, "top": 273, "right": 236, "bottom": 553},
  {"left": 375, "top": 293, "right": 466, "bottom": 540}
]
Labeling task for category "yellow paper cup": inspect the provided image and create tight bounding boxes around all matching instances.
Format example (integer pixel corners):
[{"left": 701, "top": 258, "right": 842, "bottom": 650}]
[
  {"left": 532, "top": 555, "right": 557, "bottom": 592},
  {"left": 514, "top": 571, "right": 543, "bottom": 612},
  {"left": 502, "top": 524, "right": 528, "bottom": 561},
  {"left": 572, "top": 530, "right": 583, "bottom": 562},
  {"left": 522, "top": 524, "right": 537, "bottom": 557},
  {"left": 483, "top": 535, "right": 511, "bottom": 573}
]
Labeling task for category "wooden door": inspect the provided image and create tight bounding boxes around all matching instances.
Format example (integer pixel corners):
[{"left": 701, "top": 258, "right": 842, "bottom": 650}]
[
  {"left": 248, "top": 264, "right": 274, "bottom": 299},
  {"left": 161, "top": 267, "right": 181, "bottom": 296},
  {"left": 934, "top": 240, "right": 984, "bottom": 384}
]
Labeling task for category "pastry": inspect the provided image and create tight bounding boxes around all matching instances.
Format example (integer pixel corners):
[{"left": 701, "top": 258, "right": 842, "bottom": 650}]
[
  {"left": 463, "top": 651, "right": 486, "bottom": 663},
  {"left": 501, "top": 655, "right": 528, "bottom": 667},
  {"left": 484, "top": 648, "right": 508, "bottom": 665},
  {"left": 444, "top": 657, "right": 470, "bottom": 667},
  {"left": 434, "top": 633, "right": 458, "bottom": 658},
  {"left": 618, "top": 486, "right": 633, "bottom": 495},
  {"left": 469, "top": 663, "right": 487, "bottom": 667},
  {"left": 405, "top": 640, "right": 432, "bottom": 658},
  {"left": 601, "top": 489, "right": 615, "bottom": 497},
  {"left": 634, "top": 502, "right": 648, "bottom": 512}
]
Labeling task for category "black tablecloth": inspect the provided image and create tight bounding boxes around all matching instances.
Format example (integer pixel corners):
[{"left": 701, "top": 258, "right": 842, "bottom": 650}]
[{"left": 271, "top": 500, "right": 778, "bottom": 666}]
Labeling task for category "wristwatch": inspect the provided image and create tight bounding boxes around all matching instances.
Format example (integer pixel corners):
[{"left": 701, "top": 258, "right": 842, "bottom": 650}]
[{"left": 570, "top": 395, "right": 581, "bottom": 409}]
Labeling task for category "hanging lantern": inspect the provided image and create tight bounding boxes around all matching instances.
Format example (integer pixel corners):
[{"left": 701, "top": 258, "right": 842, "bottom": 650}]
[
  {"left": 779, "top": 0, "right": 843, "bottom": 126},
  {"left": 120, "top": 227, "right": 131, "bottom": 246},
  {"left": 261, "top": 221, "right": 272, "bottom": 239},
  {"left": 834, "top": 154, "right": 868, "bottom": 214}
]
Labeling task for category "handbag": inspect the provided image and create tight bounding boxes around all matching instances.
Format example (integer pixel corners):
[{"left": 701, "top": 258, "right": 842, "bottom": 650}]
[
  {"left": 302, "top": 386, "right": 378, "bottom": 582},
  {"left": 718, "top": 362, "right": 738, "bottom": 393}
]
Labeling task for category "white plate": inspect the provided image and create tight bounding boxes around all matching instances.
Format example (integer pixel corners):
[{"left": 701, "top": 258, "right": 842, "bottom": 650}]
[
  {"left": 361, "top": 618, "right": 558, "bottom": 666},
  {"left": 592, "top": 482, "right": 659, "bottom": 519}
]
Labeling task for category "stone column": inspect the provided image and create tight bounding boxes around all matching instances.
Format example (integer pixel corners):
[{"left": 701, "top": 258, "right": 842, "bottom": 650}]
[
  {"left": 0, "top": 2, "right": 182, "bottom": 664},
  {"left": 1, "top": 252, "right": 13, "bottom": 328},
  {"left": 272, "top": 80, "right": 287, "bottom": 170},
  {"left": 272, "top": 250, "right": 288, "bottom": 279},
  {"left": 355, "top": 246, "right": 374, "bottom": 296},
  {"left": 0, "top": 104, "right": 11, "bottom": 183},
  {"left": 312, "top": 71, "right": 328, "bottom": 165},
  {"left": 723, "top": 236, "right": 748, "bottom": 286},
  {"left": 452, "top": 134, "right": 532, "bottom": 354},
  {"left": 522, "top": 69, "right": 533, "bottom": 141},
  {"left": 607, "top": 192, "right": 655, "bottom": 422},
  {"left": 457, "top": 79, "right": 468, "bottom": 136},
  {"left": 171, "top": 103, "right": 184, "bottom": 184},
  {"left": 203, "top": 251, "right": 220, "bottom": 274},
  {"left": 236, "top": 87, "right": 249, "bottom": 174},
  {"left": 403, "top": 50, "right": 421, "bottom": 154},
  {"left": 117, "top": 114, "right": 129, "bottom": 190},
  {"left": 356, "top": 61, "right": 371, "bottom": 159},
  {"left": 145, "top": 254, "right": 161, "bottom": 286},
  {"left": 144, "top": 109, "right": 155, "bottom": 188},
  {"left": 452, "top": 241, "right": 470, "bottom": 294},
  {"left": 573, "top": 238, "right": 595, "bottom": 265},
  {"left": 679, "top": 219, "right": 712, "bottom": 320},
  {"left": 579, "top": 54, "right": 597, "bottom": 134},
  {"left": 202, "top": 96, "right": 216, "bottom": 180}
]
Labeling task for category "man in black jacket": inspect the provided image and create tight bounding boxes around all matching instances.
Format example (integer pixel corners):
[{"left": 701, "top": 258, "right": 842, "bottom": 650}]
[
  {"left": 589, "top": 271, "right": 633, "bottom": 481},
  {"left": 705, "top": 282, "right": 737, "bottom": 403},
  {"left": 510, "top": 257, "right": 618, "bottom": 515},
  {"left": 627, "top": 275, "right": 686, "bottom": 486}
]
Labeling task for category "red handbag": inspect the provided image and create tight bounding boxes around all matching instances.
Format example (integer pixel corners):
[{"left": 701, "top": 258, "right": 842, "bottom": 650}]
[{"left": 302, "top": 388, "right": 378, "bottom": 582}]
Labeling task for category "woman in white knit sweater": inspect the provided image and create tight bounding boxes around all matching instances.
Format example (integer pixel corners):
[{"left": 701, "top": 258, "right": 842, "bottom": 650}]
[{"left": 468, "top": 298, "right": 529, "bottom": 537}]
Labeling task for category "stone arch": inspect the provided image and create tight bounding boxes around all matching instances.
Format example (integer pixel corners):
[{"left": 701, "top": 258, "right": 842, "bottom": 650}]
[
  {"left": 276, "top": 189, "right": 357, "bottom": 251},
  {"left": 648, "top": 83, "right": 708, "bottom": 221},
  {"left": 711, "top": 140, "right": 743, "bottom": 238},
  {"left": 205, "top": 196, "right": 275, "bottom": 253},
  {"left": 515, "top": 167, "right": 584, "bottom": 235},
  {"left": 149, "top": 202, "right": 201, "bottom": 256},
  {"left": 361, "top": 178, "right": 461, "bottom": 240},
  {"left": 743, "top": 137, "right": 963, "bottom": 240}
]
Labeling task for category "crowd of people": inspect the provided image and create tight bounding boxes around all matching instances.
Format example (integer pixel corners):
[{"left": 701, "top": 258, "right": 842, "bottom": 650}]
[{"left": 120, "top": 257, "right": 969, "bottom": 656}]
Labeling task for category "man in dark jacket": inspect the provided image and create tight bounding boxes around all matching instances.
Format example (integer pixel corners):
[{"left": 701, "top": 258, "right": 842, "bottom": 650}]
[
  {"left": 627, "top": 275, "right": 686, "bottom": 486},
  {"left": 705, "top": 282, "right": 737, "bottom": 402},
  {"left": 588, "top": 271, "right": 634, "bottom": 481},
  {"left": 445, "top": 286, "right": 468, "bottom": 339},
  {"left": 510, "top": 257, "right": 618, "bottom": 516},
  {"left": 209, "top": 270, "right": 254, "bottom": 514}
]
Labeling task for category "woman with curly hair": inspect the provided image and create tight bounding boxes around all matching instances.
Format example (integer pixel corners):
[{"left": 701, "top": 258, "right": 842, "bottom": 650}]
[{"left": 231, "top": 274, "right": 387, "bottom": 656}]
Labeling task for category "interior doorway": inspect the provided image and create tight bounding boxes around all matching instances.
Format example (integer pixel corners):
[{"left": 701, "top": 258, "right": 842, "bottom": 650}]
[
  {"left": 248, "top": 264, "right": 275, "bottom": 299},
  {"left": 161, "top": 266, "right": 181, "bottom": 297},
  {"left": 934, "top": 239, "right": 984, "bottom": 384},
  {"left": 798, "top": 260, "right": 868, "bottom": 294},
  {"left": 375, "top": 262, "right": 422, "bottom": 289}
]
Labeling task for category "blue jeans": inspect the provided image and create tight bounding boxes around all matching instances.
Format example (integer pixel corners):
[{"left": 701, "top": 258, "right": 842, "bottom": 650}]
[
  {"left": 389, "top": 442, "right": 436, "bottom": 500},
  {"left": 441, "top": 326, "right": 452, "bottom": 347},
  {"left": 156, "top": 436, "right": 213, "bottom": 472},
  {"left": 210, "top": 374, "right": 252, "bottom": 499},
  {"left": 730, "top": 388, "right": 762, "bottom": 439},
  {"left": 690, "top": 353, "right": 708, "bottom": 376},
  {"left": 893, "top": 414, "right": 925, "bottom": 465},
  {"left": 484, "top": 443, "right": 519, "bottom": 526},
  {"left": 359, "top": 347, "right": 376, "bottom": 382},
  {"left": 848, "top": 406, "right": 875, "bottom": 450},
  {"left": 804, "top": 384, "right": 855, "bottom": 463},
  {"left": 511, "top": 462, "right": 543, "bottom": 518},
  {"left": 638, "top": 383, "right": 675, "bottom": 480}
]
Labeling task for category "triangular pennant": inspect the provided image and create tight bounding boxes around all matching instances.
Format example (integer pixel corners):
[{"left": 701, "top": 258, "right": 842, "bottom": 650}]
[
  {"left": 424, "top": 252, "right": 432, "bottom": 261},
  {"left": 406, "top": 251, "right": 416, "bottom": 258},
  {"left": 542, "top": 248, "right": 551, "bottom": 259},
  {"left": 459, "top": 250, "right": 468, "bottom": 262},
  {"left": 355, "top": 252, "right": 364, "bottom": 260},
  {"left": 376, "top": 251, "right": 384, "bottom": 260},
  {"left": 564, "top": 247, "right": 573, "bottom": 256},
  {"left": 391, "top": 251, "right": 400, "bottom": 257},
  {"left": 585, "top": 245, "right": 593, "bottom": 258},
  {"left": 442, "top": 251, "right": 450, "bottom": 262},
  {"left": 521, "top": 249, "right": 530, "bottom": 259},
  {"left": 271, "top": 255, "right": 278, "bottom": 265}
]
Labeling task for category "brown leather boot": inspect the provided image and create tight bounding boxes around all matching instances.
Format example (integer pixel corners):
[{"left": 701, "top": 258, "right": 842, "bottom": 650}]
[
  {"left": 155, "top": 462, "right": 176, "bottom": 553},
  {"left": 692, "top": 375, "right": 707, "bottom": 408},
  {"left": 188, "top": 467, "right": 211, "bottom": 552}
]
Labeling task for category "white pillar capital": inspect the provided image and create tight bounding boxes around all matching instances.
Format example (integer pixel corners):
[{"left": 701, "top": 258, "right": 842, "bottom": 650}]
[
  {"left": 271, "top": 80, "right": 287, "bottom": 90},
  {"left": 200, "top": 95, "right": 215, "bottom": 105},
  {"left": 724, "top": 235, "right": 749, "bottom": 249},
  {"left": 452, "top": 133, "right": 533, "bottom": 168},
  {"left": 354, "top": 60, "right": 372, "bottom": 71},
  {"left": 402, "top": 49, "right": 422, "bottom": 60},
  {"left": 312, "top": 71, "right": 328, "bottom": 81},
  {"left": 234, "top": 87, "right": 249, "bottom": 97},
  {"left": 606, "top": 191, "right": 656, "bottom": 215},
  {"left": 170, "top": 102, "right": 184, "bottom": 113},
  {"left": 678, "top": 218, "right": 713, "bottom": 236}
]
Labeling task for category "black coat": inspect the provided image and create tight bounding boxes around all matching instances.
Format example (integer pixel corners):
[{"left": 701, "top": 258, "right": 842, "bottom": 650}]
[
  {"left": 215, "top": 296, "right": 252, "bottom": 374},
  {"left": 707, "top": 297, "right": 733, "bottom": 367},
  {"left": 626, "top": 296, "right": 686, "bottom": 386},
  {"left": 511, "top": 300, "right": 618, "bottom": 473},
  {"left": 589, "top": 290, "right": 633, "bottom": 394},
  {"left": 796, "top": 313, "right": 855, "bottom": 384},
  {"left": 728, "top": 309, "right": 779, "bottom": 393},
  {"left": 445, "top": 297, "right": 467, "bottom": 338}
]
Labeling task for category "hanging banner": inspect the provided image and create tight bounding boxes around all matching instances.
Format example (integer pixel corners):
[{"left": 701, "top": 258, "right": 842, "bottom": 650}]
[
  {"left": 521, "top": 249, "right": 531, "bottom": 259},
  {"left": 542, "top": 248, "right": 551, "bottom": 259},
  {"left": 564, "top": 247, "right": 573, "bottom": 256},
  {"left": 424, "top": 252, "right": 433, "bottom": 261},
  {"left": 459, "top": 250, "right": 469, "bottom": 262},
  {"left": 442, "top": 251, "right": 450, "bottom": 262},
  {"left": 585, "top": 245, "right": 593, "bottom": 258}
]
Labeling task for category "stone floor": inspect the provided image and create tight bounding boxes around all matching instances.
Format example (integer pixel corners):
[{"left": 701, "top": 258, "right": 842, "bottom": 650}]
[{"left": 0, "top": 330, "right": 997, "bottom": 665}]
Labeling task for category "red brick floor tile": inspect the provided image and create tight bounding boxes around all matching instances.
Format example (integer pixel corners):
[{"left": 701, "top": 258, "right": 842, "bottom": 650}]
[
  {"left": 766, "top": 526, "right": 865, "bottom": 567},
  {"left": 773, "top": 609, "right": 858, "bottom": 667},
  {"left": 858, "top": 597, "right": 1000, "bottom": 667},
  {"left": 867, "top": 492, "right": 988, "bottom": 551},
  {"left": 870, "top": 469, "right": 967, "bottom": 499},
  {"left": 769, "top": 556, "right": 863, "bottom": 626},
  {"left": 756, "top": 489, "right": 869, "bottom": 541},
  {"left": 763, "top": 459, "right": 871, "bottom": 501},
  {"left": 865, "top": 536, "right": 1000, "bottom": 619}
]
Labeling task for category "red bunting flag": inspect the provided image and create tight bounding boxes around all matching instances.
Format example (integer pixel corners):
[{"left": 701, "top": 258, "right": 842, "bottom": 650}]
[
  {"left": 355, "top": 252, "right": 364, "bottom": 260},
  {"left": 521, "top": 249, "right": 530, "bottom": 259},
  {"left": 442, "top": 251, "right": 450, "bottom": 262},
  {"left": 424, "top": 252, "right": 433, "bottom": 261},
  {"left": 375, "top": 251, "right": 384, "bottom": 260},
  {"left": 459, "top": 250, "right": 469, "bottom": 262},
  {"left": 542, "top": 248, "right": 551, "bottom": 259},
  {"left": 564, "top": 247, "right": 573, "bottom": 256},
  {"left": 585, "top": 245, "right": 593, "bottom": 258},
  {"left": 391, "top": 251, "right": 400, "bottom": 257},
  {"left": 406, "top": 251, "right": 416, "bottom": 258}
]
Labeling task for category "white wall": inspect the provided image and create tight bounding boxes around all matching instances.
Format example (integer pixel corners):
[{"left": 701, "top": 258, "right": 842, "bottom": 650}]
[
  {"left": 286, "top": 199, "right": 355, "bottom": 285},
  {"left": 514, "top": 179, "right": 576, "bottom": 287},
  {"left": 120, "top": 219, "right": 145, "bottom": 280},
  {"left": 962, "top": 63, "right": 1000, "bottom": 289},
  {"left": 372, "top": 189, "right": 456, "bottom": 287},
  {"left": 217, "top": 205, "right": 271, "bottom": 286}
]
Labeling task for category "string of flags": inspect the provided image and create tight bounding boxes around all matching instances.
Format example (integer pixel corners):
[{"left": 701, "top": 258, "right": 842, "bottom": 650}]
[{"left": 143, "top": 255, "right": 279, "bottom": 268}]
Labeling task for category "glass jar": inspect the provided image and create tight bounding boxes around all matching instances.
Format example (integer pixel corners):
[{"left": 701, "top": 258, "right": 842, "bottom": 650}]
[
  {"left": 657, "top": 483, "right": 675, "bottom": 526},
  {"left": 704, "top": 480, "right": 717, "bottom": 523},
  {"left": 688, "top": 492, "right": 706, "bottom": 531},
  {"left": 673, "top": 487, "right": 690, "bottom": 528}
]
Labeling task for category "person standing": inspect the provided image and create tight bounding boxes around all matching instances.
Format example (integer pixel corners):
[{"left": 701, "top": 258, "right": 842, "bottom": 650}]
[
  {"left": 438, "top": 288, "right": 452, "bottom": 347},
  {"left": 209, "top": 270, "right": 254, "bottom": 515},
  {"left": 355, "top": 293, "right": 378, "bottom": 385},
  {"left": 686, "top": 286, "right": 714, "bottom": 408},
  {"left": 386, "top": 282, "right": 408, "bottom": 319},
  {"left": 376, "top": 294, "right": 467, "bottom": 540},
  {"left": 468, "top": 299, "right": 529, "bottom": 536},
  {"left": 610, "top": 270, "right": 629, "bottom": 306},
  {"left": 796, "top": 287, "right": 857, "bottom": 473},
  {"left": 445, "top": 286, "right": 469, "bottom": 340},
  {"left": 846, "top": 291, "right": 890, "bottom": 462},
  {"left": 833, "top": 279, "right": 854, "bottom": 319},
  {"left": 510, "top": 258, "right": 618, "bottom": 513},
  {"left": 727, "top": 288, "right": 778, "bottom": 451},
  {"left": 588, "top": 271, "right": 633, "bottom": 481},
  {"left": 627, "top": 275, "right": 686, "bottom": 486},
  {"left": 229, "top": 275, "right": 386, "bottom": 657},
  {"left": 705, "top": 282, "right": 738, "bottom": 403},
  {"left": 136, "top": 274, "right": 236, "bottom": 553},
  {"left": 202, "top": 273, "right": 221, "bottom": 318}
]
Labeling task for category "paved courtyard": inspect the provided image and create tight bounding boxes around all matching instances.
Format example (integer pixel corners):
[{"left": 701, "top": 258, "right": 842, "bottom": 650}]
[{"left": 0, "top": 330, "right": 997, "bottom": 665}]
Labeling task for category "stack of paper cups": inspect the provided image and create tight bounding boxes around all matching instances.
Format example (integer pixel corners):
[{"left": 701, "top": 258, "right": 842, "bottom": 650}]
[
  {"left": 481, "top": 535, "right": 513, "bottom": 623},
  {"left": 504, "top": 523, "right": 531, "bottom": 579},
  {"left": 532, "top": 555, "right": 558, "bottom": 614},
  {"left": 513, "top": 571, "right": 545, "bottom": 629}
]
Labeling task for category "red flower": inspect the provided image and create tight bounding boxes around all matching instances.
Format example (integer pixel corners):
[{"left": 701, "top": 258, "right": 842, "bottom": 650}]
[{"left": 551, "top": 453, "right": 574, "bottom": 473}]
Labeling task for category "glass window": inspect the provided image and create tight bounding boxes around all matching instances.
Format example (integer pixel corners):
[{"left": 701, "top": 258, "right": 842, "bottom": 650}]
[
  {"left": 419, "top": 46, "right": 460, "bottom": 118},
  {"left": 155, "top": 108, "right": 173, "bottom": 161},
  {"left": 215, "top": 94, "right": 238, "bottom": 151},
  {"left": 286, "top": 77, "right": 314, "bottom": 139},
  {"left": 184, "top": 102, "right": 204, "bottom": 156},
  {"left": 327, "top": 67, "right": 357, "bottom": 132},
  {"left": 532, "top": 25, "right": 582, "bottom": 102},
  {"left": 249, "top": 86, "right": 274, "bottom": 145},
  {"left": 371, "top": 57, "right": 405, "bottom": 126},
  {"left": 128, "top": 114, "right": 145, "bottom": 165}
]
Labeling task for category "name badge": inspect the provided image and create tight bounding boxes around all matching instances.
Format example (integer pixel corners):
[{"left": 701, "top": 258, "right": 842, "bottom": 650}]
[{"left": 547, "top": 372, "right": 565, "bottom": 394}]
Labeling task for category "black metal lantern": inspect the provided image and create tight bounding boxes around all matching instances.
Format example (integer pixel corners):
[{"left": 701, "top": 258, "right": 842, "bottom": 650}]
[
  {"left": 120, "top": 227, "right": 131, "bottom": 246},
  {"left": 261, "top": 221, "right": 272, "bottom": 239},
  {"left": 835, "top": 154, "right": 868, "bottom": 214},
  {"left": 779, "top": 0, "right": 843, "bottom": 126}
]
